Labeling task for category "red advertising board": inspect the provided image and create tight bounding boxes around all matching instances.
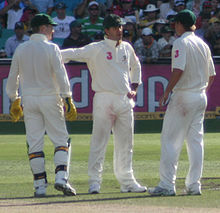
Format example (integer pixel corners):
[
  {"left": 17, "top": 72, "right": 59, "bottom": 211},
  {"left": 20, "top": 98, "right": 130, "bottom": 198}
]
[{"left": 0, "top": 63, "right": 219, "bottom": 116}]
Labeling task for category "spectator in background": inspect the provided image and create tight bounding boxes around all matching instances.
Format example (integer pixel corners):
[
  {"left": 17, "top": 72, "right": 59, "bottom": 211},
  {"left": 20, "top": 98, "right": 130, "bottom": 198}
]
[
  {"left": 120, "top": 0, "right": 136, "bottom": 22},
  {"left": 159, "top": 0, "right": 174, "bottom": 19},
  {"left": 52, "top": 2, "right": 75, "bottom": 39},
  {"left": 20, "top": 6, "right": 37, "bottom": 35},
  {"left": 134, "top": 0, "right": 149, "bottom": 12},
  {"left": 80, "top": 1, "right": 104, "bottom": 41},
  {"left": 134, "top": 27, "right": 159, "bottom": 63},
  {"left": 133, "top": 0, "right": 149, "bottom": 20},
  {"left": 0, "top": 0, "right": 24, "bottom": 10},
  {"left": 62, "top": 20, "right": 92, "bottom": 49},
  {"left": 166, "top": 11, "right": 177, "bottom": 30},
  {"left": 108, "top": 0, "right": 122, "bottom": 16},
  {"left": 0, "top": 49, "right": 7, "bottom": 57},
  {"left": 211, "top": 0, "right": 220, "bottom": 16},
  {"left": 196, "top": 1, "right": 213, "bottom": 29},
  {"left": 74, "top": 0, "right": 106, "bottom": 18},
  {"left": 205, "top": 17, "right": 220, "bottom": 54},
  {"left": 0, "top": 14, "right": 6, "bottom": 28},
  {"left": 53, "top": 0, "right": 80, "bottom": 16},
  {"left": 152, "top": 18, "right": 167, "bottom": 40},
  {"left": 0, "top": 0, "right": 24, "bottom": 29},
  {"left": 139, "top": 4, "right": 160, "bottom": 29},
  {"left": 186, "top": 0, "right": 203, "bottom": 17},
  {"left": 5, "top": 21, "right": 29, "bottom": 57},
  {"left": 29, "top": 0, "right": 53, "bottom": 15},
  {"left": 173, "top": 0, "right": 186, "bottom": 13},
  {"left": 123, "top": 18, "right": 137, "bottom": 44},
  {"left": 165, "top": 4, "right": 177, "bottom": 21},
  {"left": 158, "top": 25, "right": 175, "bottom": 57},
  {"left": 109, "top": 0, "right": 139, "bottom": 22},
  {"left": 195, "top": 12, "right": 211, "bottom": 40}
]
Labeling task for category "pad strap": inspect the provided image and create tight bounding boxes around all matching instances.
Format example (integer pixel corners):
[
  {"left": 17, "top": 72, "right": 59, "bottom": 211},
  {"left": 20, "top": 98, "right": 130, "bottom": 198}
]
[
  {"left": 54, "top": 146, "right": 68, "bottom": 154},
  {"left": 28, "top": 151, "right": 45, "bottom": 161},
  {"left": 34, "top": 171, "right": 47, "bottom": 181},
  {"left": 55, "top": 165, "right": 67, "bottom": 174}
]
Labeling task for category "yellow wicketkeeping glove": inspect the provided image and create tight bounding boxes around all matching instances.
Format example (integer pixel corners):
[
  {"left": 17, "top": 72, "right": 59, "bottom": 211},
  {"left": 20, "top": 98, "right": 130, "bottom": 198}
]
[
  {"left": 10, "top": 98, "right": 23, "bottom": 122},
  {"left": 64, "top": 97, "right": 77, "bottom": 121}
]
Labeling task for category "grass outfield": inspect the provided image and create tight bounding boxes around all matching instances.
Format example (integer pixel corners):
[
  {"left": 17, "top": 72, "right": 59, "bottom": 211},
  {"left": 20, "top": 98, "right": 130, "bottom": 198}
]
[{"left": 0, "top": 133, "right": 220, "bottom": 212}]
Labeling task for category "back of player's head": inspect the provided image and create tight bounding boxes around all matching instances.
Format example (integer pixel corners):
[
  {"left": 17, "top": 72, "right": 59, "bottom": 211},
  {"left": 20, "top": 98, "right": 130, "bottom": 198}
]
[
  {"left": 174, "top": 9, "right": 196, "bottom": 28},
  {"left": 31, "top": 13, "right": 57, "bottom": 27},
  {"left": 31, "top": 13, "right": 57, "bottom": 33}
]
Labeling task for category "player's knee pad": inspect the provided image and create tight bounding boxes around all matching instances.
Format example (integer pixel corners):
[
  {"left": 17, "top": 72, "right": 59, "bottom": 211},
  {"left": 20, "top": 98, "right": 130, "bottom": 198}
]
[{"left": 28, "top": 151, "right": 46, "bottom": 175}]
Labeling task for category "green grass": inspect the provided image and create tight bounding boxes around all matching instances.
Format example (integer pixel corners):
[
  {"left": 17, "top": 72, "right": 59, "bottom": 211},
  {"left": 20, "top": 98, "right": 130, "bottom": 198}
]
[{"left": 0, "top": 133, "right": 220, "bottom": 209}]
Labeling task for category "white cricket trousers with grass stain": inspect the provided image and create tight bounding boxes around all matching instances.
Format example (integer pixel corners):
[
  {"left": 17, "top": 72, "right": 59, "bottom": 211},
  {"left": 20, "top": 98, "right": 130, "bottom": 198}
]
[
  {"left": 88, "top": 92, "right": 137, "bottom": 187},
  {"left": 159, "top": 90, "right": 207, "bottom": 192}
]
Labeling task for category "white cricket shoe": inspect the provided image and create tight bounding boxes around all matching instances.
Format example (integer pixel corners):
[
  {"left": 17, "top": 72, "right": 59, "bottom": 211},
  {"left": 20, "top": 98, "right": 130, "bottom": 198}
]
[
  {"left": 88, "top": 182, "right": 100, "bottom": 194},
  {"left": 54, "top": 180, "right": 76, "bottom": 196},
  {"left": 148, "top": 186, "right": 176, "bottom": 196},
  {"left": 34, "top": 185, "right": 46, "bottom": 198},
  {"left": 121, "top": 182, "right": 147, "bottom": 193}
]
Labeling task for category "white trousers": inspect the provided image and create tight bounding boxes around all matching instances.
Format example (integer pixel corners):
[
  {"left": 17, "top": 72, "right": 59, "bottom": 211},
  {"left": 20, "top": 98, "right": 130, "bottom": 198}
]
[
  {"left": 159, "top": 90, "right": 207, "bottom": 191},
  {"left": 88, "top": 92, "right": 136, "bottom": 187},
  {"left": 23, "top": 95, "right": 69, "bottom": 174}
]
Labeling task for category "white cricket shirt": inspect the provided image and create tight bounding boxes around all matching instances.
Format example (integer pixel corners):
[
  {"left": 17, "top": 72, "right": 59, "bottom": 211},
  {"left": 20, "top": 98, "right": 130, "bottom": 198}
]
[
  {"left": 61, "top": 37, "right": 142, "bottom": 95},
  {"left": 6, "top": 34, "right": 71, "bottom": 101},
  {"left": 172, "top": 32, "right": 216, "bottom": 92}
]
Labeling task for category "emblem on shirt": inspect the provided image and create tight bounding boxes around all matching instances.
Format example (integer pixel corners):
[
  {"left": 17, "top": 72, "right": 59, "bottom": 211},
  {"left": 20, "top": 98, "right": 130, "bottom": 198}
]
[
  {"left": 106, "top": 52, "right": 112, "bottom": 60},
  {"left": 122, "top": 55, "right": 126, "bottom": 62},
  {"left": 175, "top": 50, "right": 179, "bottom": 58}
]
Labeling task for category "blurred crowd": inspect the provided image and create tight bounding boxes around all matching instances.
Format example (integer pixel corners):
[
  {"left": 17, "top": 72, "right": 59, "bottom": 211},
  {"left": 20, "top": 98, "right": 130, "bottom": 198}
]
[{"left": 0, "top": 0, "right": 220, "bottom": 62}]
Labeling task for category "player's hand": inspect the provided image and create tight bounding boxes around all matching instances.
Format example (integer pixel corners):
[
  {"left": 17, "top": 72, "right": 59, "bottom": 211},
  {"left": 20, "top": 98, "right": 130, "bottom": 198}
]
[
  {"left": 127, "top": 90, "right": 137, "bottom": 99},
  {"left": 9, "top": 98, "right": 23, "bottom": 122},
  {"left": 64, "top": 97, "right": 77, "bottom": 121},
  {"left": 159, "top": 92, "right": 169, "bottom": 108}
]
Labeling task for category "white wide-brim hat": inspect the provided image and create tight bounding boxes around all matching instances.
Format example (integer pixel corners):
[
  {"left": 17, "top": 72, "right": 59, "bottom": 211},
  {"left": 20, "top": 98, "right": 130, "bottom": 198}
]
[{"left": 144, "top": 4, "right": 160, "bottom": 13}]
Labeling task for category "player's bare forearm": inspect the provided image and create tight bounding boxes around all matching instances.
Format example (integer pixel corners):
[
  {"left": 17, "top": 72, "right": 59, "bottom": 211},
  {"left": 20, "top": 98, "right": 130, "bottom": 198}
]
[{"left": 159, "top": 69, "right": 183, "bottom": 107}]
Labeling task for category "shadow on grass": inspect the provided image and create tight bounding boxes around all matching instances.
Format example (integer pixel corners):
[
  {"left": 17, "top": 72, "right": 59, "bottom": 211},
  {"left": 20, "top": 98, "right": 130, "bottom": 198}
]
[{"left": 0, "top": 192, "right": 192, "bottom": 208}]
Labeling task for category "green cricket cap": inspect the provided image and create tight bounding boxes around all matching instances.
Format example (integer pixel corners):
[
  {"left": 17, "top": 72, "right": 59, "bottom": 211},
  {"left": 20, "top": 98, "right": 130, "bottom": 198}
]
[
  {"left": 174, "top": 9, "right": 196, "bottom": 27},
  {"left": 103, "top": 14, "right": 126, "bottom": 29},
  {"left": 31, "top": 13, "right": 57, "bottom": 28}
]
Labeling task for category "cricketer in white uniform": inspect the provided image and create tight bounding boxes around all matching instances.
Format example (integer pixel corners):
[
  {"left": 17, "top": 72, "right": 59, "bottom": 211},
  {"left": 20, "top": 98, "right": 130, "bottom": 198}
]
[
  {"left": 6, "top": 14, "right": 77, "bottom": 197},
  {"left": 148, "top": 9, "right": 216, "bottom": 196},
  {"left": 61, "top": 14, "right": 147, "bottom": 194}
]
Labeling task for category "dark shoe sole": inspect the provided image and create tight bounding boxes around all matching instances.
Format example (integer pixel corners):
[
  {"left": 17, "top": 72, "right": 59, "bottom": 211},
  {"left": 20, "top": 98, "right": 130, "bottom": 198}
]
[
  {"left": 88, "top": 190, "right": 100, "bottom": 194},
  {"left": 34, "top": 192, "right": 46, "bottom": 198}
]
